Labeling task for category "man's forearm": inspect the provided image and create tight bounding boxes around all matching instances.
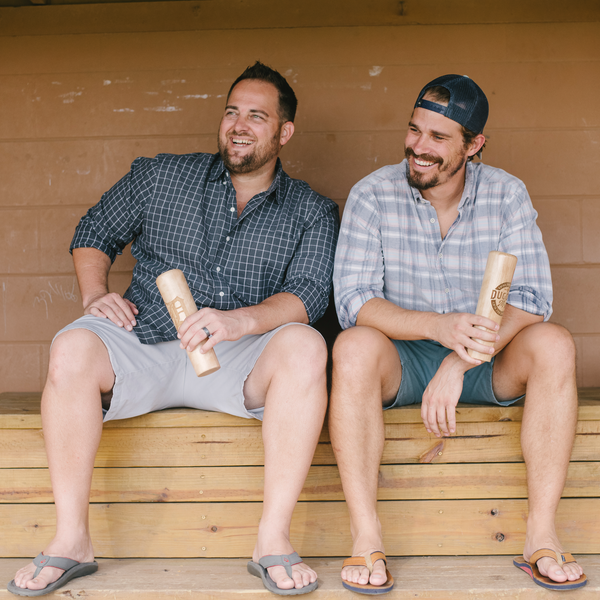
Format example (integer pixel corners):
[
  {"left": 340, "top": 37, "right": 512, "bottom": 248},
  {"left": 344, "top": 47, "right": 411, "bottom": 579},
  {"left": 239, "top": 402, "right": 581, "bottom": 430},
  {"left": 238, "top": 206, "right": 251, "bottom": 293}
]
[
  {"left": 356, "top": 297, "right": 440, "bottom": 340},
  {"left": 73, "top": 247, "right": 112, "bottom": 308},
  {"left": 232, "top": 292, "right": 309, "bottom": 337}
]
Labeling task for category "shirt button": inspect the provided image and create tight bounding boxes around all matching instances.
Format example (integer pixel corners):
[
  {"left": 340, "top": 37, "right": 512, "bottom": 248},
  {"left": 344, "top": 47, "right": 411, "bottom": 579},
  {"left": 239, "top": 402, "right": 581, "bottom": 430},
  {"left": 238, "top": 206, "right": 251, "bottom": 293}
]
[
  {"left": 430, "top": 218, "right": 436, "bottom": 223},
  {"left": 216, "top": 267, "right": 221, "bottom": 272},
  {"left": 226, "top": 236, "right": 230, "bottom": 241},
  {"left": 219, "top": 291, "right": 224, "bottom": 297},
  {"left": 445, "top": 288, "right": 450, "bottom": 294},
  {"left": 229, "top": 207, "right": 235, "bottom": 212},
  {"left": 438, "top": 253, "right": 442, "bottom": 259}
]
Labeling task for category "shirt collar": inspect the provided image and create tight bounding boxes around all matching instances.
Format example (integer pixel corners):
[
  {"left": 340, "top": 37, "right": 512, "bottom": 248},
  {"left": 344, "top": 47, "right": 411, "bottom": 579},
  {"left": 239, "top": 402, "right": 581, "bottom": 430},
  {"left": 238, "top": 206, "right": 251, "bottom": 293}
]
[
  {"left": 406, "top": 159, "right": 476, "bottom": 209},
  {"left": 208, "top": 154, "right": 287, "bottom": 204}
]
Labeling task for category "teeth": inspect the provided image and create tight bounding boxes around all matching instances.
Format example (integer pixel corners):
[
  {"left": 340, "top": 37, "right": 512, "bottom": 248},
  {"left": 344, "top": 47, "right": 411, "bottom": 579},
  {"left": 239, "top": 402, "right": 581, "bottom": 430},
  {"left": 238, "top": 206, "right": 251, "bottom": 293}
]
[
  {"left": 232, "top": 138, "right": 253, "bottom": 145},
  {"left": 415, "top": 158, "right": 435, "bottom": 167}
]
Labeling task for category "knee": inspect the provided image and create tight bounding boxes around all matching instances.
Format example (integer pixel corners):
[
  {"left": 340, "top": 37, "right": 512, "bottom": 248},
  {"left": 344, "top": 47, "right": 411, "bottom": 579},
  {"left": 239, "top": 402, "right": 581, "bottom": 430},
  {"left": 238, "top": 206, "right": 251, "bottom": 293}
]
[
  {"left": 524, "top": 322, "right": 576, "bottom": 370},
  {"left": 272, "top": 324, "right": 328, "bottom": 381},
  {"left": 47, "top": 329, "right": 107, "bottom": 387},
  {"left": 332, "top": 326, "right": 387, "bottom": 377}
]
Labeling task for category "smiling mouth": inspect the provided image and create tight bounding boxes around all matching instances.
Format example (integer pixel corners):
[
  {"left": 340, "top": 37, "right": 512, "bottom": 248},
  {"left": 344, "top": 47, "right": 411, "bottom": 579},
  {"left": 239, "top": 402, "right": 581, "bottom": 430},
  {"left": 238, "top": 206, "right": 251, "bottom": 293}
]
[
  {"left": 414, "top": 157, "right": 436, "bottom": 167},
  {"left": 231, "top": 138, "right": 254, "bottom": 146}
]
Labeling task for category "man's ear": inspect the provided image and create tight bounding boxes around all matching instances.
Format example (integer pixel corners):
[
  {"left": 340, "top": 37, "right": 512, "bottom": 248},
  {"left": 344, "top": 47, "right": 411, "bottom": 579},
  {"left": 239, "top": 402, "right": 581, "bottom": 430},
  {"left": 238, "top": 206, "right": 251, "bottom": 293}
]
[
  {"left": 468, "top": 133, "right": 486, "bottom": 158},
  {"left": 279, "top": 121, "right": 295, "bottom": 147}
]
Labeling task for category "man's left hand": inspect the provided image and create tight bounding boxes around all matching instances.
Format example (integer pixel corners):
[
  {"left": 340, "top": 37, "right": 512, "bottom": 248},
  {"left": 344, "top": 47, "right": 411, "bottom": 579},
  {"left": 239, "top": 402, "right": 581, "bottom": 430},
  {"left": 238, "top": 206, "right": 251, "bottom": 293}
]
[
  {"left": 421, "top": 353, "right": 472, "bottom": 437},
  {"left": 177, "top": 307, "right": 253, "bottom": 354}
]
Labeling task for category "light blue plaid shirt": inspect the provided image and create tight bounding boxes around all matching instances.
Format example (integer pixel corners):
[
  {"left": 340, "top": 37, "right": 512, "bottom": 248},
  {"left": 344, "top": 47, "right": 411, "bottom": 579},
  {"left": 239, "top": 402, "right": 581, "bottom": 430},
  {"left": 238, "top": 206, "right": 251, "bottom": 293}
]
[{"left": 334, "top": 160, "right": 553, "bottom": 330}]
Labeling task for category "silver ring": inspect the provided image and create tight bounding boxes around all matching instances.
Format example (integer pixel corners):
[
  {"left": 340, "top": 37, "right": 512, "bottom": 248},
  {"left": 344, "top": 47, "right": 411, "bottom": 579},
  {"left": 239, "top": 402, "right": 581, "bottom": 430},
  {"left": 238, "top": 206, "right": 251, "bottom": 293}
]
[{"left": 202, "top": 327, "right": 213, "bottom": 339}]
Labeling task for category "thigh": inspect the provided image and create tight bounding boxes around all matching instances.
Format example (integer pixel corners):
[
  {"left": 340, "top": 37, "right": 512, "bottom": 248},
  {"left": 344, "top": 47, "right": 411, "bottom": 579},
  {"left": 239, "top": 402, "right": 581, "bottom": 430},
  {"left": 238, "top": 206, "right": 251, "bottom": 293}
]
[
  {"left": 183, "top": 322, "right": 312, "bottom": 420},
  {"left": 55, "top": 315, "right": 188, "bottom": 421}
]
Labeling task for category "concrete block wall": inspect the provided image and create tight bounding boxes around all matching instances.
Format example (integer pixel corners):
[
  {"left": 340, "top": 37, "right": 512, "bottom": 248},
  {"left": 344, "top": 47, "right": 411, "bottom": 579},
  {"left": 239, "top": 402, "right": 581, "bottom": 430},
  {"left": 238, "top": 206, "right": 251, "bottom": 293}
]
[{"left": 0, "top": 0, "right": 599, "bottom": 391}]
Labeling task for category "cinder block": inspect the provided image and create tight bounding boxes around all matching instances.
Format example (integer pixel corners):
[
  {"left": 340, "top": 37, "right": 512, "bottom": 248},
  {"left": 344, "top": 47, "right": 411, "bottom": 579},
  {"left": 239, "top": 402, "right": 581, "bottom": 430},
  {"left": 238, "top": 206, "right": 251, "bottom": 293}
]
[
  {"left": 534, "top": 199, "right": 582, "bottom": 265},
  {"left": 581, "top": 336, "right": 600, "bottom": 387},
  {"left": 0, "top": 139, "right": 217, "bottom": 207},
  {"left": 582, "top": 199, "right": 600, "bottom": 263},
  {"left": 551, "top": 267, "right": 600, "bottom": 334},
  {"left": 485, "top": 129, "right": 600, "bottom": 198},
  {"left": 0, "top": 210, "right": 39, "bottom": 273},
  {"left": 0, "top": 344, "right": 42, "bottom": 394}
]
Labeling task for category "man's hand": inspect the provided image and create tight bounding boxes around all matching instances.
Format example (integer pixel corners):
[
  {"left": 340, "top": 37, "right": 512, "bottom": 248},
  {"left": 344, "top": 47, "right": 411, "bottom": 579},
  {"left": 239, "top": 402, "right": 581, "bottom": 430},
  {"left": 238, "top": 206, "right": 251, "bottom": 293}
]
[
  {"left": 84, "top": 292, "right": 138, "bottom": 331},
  {"left": 421, "top": 353, "right": 473, "bottom": 437},
  {"left": 177, "top": 307, "right": 254, "bottom": 354},
  {"left": 432, "top": 312, "right": 500, "bottom": 365}
]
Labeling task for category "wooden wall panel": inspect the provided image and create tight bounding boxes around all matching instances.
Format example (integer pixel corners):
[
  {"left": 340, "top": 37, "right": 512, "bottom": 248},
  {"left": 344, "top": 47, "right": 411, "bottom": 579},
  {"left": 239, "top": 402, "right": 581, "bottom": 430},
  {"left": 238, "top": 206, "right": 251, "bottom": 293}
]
[{"left": 1, "top": 2, "right": 599, "bottom": 391}]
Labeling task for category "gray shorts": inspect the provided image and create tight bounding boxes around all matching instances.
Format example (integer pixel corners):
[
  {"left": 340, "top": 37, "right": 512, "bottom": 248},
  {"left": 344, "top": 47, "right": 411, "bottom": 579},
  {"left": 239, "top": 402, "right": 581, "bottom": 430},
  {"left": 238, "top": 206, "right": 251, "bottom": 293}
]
[
  {"left": 388, "top": 339, "right": 524, "bottom": 409},
  {"left": 54, "top": 315, "right": 315, "bottom": 422}
]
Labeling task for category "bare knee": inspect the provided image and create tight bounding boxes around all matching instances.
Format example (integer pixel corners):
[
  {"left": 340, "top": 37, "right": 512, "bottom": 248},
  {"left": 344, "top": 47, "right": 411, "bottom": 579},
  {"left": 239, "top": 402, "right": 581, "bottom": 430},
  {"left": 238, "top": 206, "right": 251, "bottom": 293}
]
[
  {"left": 523, "top": 322, "right": 576, "bottom": 370},
  {"left": 47, "top": 329, "right": 114, "bottom": 392},
  {"left": 271, "top": 324, "right": 328, "bottom": 380},
  {"left": 332, "top": 326, "right": 400, "bottom": 401}
]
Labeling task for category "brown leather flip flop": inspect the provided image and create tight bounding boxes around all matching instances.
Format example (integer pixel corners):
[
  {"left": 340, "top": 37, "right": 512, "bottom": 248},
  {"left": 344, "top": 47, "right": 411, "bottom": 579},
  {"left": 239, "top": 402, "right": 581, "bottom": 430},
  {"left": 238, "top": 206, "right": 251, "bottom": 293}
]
[
  {"left": 513, "top": 548, "right": 587, "bottom": 590},
  {"left": 341, "top": 551, "right": 394, "bottom": 595}
]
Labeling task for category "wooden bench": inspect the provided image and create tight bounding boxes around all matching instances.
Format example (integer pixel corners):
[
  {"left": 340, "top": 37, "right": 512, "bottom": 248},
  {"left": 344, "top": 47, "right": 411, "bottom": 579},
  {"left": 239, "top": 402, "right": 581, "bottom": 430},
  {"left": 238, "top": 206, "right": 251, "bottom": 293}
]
[{"left": 2, "top": 389, "right": 600, "bottom": 597}]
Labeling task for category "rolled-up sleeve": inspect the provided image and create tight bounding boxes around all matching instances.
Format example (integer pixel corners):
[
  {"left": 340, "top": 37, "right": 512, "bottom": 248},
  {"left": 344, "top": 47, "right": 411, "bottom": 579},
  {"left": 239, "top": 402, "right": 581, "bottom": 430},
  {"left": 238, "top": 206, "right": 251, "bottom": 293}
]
[
  {"left": 70, "top": 157, "right": 154, "bottom": 261},
  {"left": 333, "top": 184, "right": 386, "bottom": 330},
  {"left": 282, "top": 203, "right": 339, "bottom": 324},
  {"left": 499, "top": 184, "right": 553, "bottom": 320}
]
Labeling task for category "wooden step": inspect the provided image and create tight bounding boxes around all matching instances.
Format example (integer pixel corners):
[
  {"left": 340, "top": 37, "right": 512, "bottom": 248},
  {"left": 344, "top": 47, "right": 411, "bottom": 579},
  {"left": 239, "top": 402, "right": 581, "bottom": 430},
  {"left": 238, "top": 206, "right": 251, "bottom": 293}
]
[
  {"left": 0, "top": 557, "right": 598, "bottom": 599},
  {"left": 3, "top": 390, "right": 600, "bottom": 559}
]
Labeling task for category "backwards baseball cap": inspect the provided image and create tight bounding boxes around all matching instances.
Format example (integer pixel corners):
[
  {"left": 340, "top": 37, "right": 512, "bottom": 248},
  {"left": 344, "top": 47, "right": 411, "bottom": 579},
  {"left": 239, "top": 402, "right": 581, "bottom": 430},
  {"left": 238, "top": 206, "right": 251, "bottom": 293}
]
[{"left": 414, "top": 74, "right": 489, "bottom": 135}]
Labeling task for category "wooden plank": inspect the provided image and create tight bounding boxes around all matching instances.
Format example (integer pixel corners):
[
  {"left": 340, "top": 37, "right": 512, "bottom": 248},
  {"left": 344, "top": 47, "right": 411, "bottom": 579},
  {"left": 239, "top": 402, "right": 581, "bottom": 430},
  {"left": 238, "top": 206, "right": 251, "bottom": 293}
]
[
  {"left": 2, "top": 499, "right": 600, "bottom": 558},
  {"left": 3, "top": 390, "right": 600, "bottom": 429},
  {"left": 2, "top": 1, "right": 599, "bottom": 38},
  {"left": 3, "top": 462, "right": 600, "bottom": 504},
  {"left": 4, "top": 420, "right": 600, "bottom": 468},
  {"left": 1, "top": 556, "right": 600, "bottom": 599}
]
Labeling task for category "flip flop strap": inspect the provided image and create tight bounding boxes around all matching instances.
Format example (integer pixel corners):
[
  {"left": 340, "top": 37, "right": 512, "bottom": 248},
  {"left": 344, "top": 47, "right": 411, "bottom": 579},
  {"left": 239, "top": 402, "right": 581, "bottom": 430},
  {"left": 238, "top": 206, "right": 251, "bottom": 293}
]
[
  {"left": 32, "top": 553, "right": 79, "bottom": 579},
  {"left": 342, "top": 552, "right": 388, "bottom": 575},
  {"left": 258, "top": 552, "right": 302, "bottom": 579},
  {"left": 530, "top": 548, "right": 576, "bottom": 566}
]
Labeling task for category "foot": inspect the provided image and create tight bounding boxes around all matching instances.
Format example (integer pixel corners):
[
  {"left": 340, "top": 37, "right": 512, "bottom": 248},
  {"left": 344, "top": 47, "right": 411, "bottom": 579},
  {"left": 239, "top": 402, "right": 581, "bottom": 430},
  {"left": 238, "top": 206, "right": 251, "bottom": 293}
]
[
  {"left": 341, "top": 547, "right": 388, "bottom": 587},
  {"left": 341, "top": 527, "right": 388, "bottom": 588},
  {"left": 252, "top": 532, "right": 317, "bottom": 591},
  {"left": 11, "top": 536, "right": 95, "bottom": 592},
  {"left": 523, "top": 533, "right": 584, "bottom": 584}
]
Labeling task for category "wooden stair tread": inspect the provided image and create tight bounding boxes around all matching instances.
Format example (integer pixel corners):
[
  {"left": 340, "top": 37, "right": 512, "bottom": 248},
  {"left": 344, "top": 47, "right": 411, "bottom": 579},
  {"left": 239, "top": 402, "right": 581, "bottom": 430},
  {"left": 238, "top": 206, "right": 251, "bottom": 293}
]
[
  {"left": 0, "top": 557, "right": 598, "bottom": 598},
  {"left": 3, "top": 389, "right": 600, "bottom": 428}
]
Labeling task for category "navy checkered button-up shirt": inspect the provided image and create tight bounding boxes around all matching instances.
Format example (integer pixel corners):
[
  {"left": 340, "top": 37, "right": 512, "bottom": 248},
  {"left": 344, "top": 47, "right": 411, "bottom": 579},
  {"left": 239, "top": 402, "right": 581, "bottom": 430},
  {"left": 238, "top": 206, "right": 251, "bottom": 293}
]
[{"left": 71, "top": 153, "right": 339, "bottom": 344}]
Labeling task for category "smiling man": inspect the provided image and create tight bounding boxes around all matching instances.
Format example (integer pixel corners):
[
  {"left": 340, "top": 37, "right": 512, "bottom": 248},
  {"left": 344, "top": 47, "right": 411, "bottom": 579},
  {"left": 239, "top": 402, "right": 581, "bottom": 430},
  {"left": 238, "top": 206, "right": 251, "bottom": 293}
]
[
  {"left": 330, "top": 75, "right": 586, "bottom": 594},
  {"left": 8, "top": 62, "right": 338, "bottom": 597}
]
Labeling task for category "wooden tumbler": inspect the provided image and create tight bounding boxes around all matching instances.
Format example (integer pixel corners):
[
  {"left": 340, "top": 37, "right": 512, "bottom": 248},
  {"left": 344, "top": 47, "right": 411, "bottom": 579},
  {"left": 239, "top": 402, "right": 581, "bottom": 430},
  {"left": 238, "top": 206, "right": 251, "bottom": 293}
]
[
  {"left": 156, "top": 269, "right": 221, "bottom": 377},
  {"left": 467, "top": 251, "right": 518, "bottom": 362}
]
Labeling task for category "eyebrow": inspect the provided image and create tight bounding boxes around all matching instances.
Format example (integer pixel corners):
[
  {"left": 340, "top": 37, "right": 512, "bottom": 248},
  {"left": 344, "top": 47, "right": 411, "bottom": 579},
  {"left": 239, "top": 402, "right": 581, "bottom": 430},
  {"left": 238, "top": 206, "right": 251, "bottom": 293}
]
[
  {"left": 408, "top": 120, "right": 452, "bottom": 138},
  {"left": 225, "top": 104, "right": 270, "bottom": 118}
]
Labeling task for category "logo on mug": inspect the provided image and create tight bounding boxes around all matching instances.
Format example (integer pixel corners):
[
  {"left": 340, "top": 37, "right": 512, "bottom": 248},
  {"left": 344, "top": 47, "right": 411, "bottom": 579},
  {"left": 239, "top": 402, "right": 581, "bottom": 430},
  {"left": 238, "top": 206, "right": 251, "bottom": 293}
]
[{"left": 490, "top": 282, "right": 511, "bottom": 316}]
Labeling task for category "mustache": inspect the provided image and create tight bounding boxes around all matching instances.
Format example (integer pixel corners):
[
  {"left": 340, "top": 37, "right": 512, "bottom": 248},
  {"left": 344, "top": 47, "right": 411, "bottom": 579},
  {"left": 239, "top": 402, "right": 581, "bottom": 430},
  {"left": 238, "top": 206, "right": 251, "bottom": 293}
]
[{"left": 404, "top": 147, "right": 443, "bottom": 165}]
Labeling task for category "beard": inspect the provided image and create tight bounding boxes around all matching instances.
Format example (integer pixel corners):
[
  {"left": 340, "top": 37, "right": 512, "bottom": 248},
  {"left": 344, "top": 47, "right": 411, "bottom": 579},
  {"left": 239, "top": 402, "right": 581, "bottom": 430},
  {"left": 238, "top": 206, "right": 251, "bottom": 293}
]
[
  {"left": 405, "top": 146, "right": 466, "bottom": 191},
  {"left": 218, "top": 128, "right": 281, "bottom": 175}
]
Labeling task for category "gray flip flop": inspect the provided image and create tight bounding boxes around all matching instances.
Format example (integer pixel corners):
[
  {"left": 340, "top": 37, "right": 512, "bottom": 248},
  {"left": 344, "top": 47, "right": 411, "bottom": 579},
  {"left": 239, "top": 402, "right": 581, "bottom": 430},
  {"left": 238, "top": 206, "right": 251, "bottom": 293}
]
[
  {"left": 247, "top": 552, "right": 318, "bottom": 595},
  {"left": 7, "top": 553, "right": 98, "bottom": 597}
]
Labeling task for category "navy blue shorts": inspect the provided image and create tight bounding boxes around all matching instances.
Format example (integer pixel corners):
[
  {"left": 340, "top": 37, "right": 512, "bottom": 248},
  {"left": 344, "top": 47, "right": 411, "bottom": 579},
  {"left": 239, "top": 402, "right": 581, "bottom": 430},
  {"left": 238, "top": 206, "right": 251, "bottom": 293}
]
[{"left": 387, "top": 339, "right": 524, "bottom": 409}]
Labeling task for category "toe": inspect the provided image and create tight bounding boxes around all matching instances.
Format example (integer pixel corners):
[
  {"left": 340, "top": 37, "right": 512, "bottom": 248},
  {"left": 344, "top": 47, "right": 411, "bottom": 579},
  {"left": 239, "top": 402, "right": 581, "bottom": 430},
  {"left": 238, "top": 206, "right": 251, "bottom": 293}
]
[
  {"left": 370, "top": 561, "right": 388, "bottom": 586},
  {"left": 266, "top": 565, "right": 294, "bottom": 590},
  {"left": 564, "top": 562, "right": 584, "bottom": 581}
]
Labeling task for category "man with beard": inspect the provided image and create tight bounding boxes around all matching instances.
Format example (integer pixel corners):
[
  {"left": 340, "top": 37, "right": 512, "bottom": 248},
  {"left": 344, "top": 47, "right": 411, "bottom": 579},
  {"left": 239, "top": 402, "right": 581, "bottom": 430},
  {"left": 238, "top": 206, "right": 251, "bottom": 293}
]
[
  {"left": 330, "top": 74, "right": 586, "bottom": 594},
  {"left": 9, "top": 62, "right": 338, "bottom": 597}
]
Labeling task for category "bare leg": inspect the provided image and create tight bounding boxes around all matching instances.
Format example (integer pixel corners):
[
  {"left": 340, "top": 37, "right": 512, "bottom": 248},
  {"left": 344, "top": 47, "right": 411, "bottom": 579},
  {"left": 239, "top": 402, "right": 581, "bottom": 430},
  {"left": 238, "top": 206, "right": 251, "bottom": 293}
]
[
  {"left": 328, "top": 326, "right": 401, "bottom": 587},
  {"left": 494, "top": 322, "right": 583, "bottom": 583},
  {"left": 244, "top": 325, "right": 328, "bottom": 591},
  {"left": 12, "top": 329, "right": 114, "bottom": 591}
]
